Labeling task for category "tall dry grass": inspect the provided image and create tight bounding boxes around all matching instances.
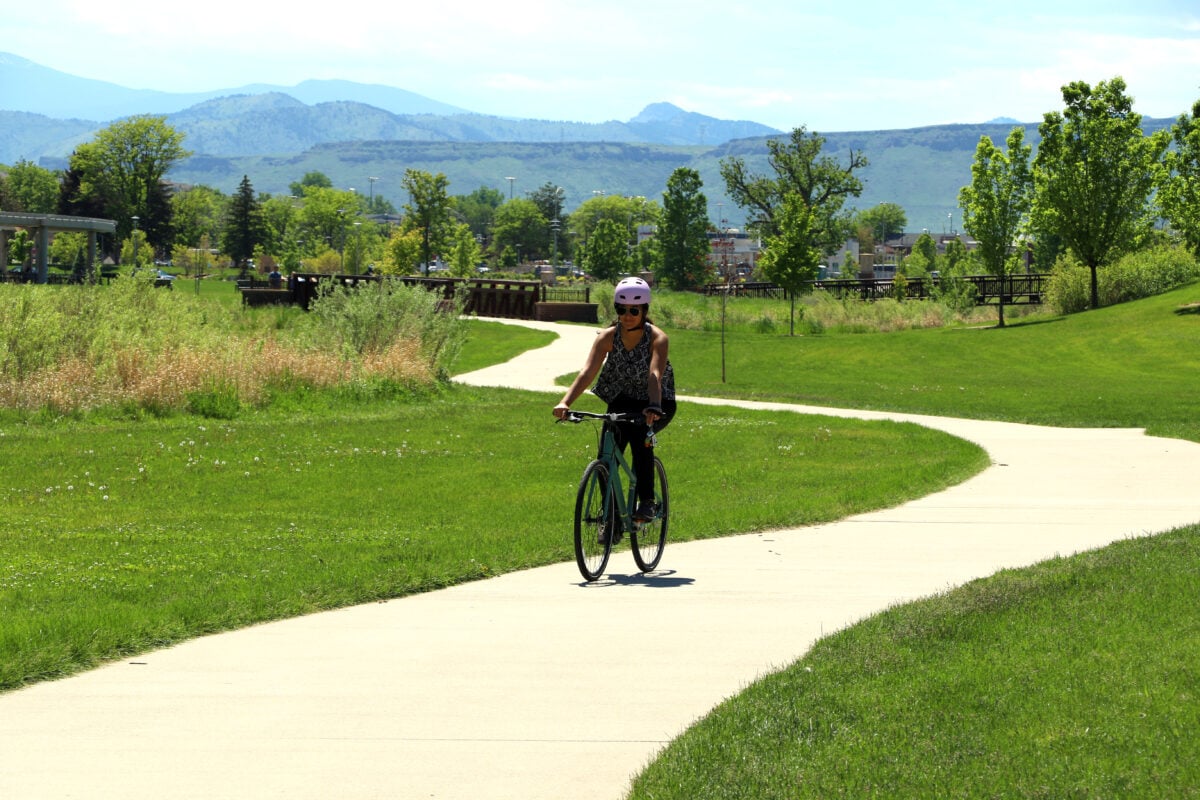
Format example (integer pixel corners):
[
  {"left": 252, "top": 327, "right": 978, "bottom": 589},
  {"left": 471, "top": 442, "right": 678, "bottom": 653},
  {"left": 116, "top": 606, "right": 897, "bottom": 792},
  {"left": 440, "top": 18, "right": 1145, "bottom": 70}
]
[{"left": 0, "top": 275, "right": 460, "bottom": 416}]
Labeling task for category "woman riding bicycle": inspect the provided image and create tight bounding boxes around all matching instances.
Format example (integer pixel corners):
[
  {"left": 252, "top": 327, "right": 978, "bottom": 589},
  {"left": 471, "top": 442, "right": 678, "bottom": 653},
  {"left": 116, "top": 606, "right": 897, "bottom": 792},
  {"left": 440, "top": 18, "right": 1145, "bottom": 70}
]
[{"left": 553, "top": 277, "right": 676, "bottom": 522}]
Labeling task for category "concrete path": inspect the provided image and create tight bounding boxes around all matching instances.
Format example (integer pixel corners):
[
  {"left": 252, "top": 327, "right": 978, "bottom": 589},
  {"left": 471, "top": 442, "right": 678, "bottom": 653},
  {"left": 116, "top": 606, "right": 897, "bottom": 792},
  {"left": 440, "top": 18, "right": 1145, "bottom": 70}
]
[{"left": 2, "top": 318, "right": 1198, "bottom": 799}]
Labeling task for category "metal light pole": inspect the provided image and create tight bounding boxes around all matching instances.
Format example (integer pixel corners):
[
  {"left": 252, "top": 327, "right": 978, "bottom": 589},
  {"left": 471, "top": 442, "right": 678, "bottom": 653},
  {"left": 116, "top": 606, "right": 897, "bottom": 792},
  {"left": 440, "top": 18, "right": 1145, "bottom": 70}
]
[
  {"left": 505, "top": 176, "right": 515, "bottom": 200},
  {"left": 131, "top": 215, "right": 139, "bottom": 269},
  {"left": 353, "top": 222, "right": 362, "bottom": 273},
  {"left": 368, "top": 177, "right": 379, "bottom": 210}
]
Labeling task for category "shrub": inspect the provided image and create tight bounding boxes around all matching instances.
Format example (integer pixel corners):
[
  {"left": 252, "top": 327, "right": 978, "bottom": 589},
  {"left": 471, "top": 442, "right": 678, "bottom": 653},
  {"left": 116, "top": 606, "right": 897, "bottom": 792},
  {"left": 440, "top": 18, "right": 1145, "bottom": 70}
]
[{"left": 1046, "top": 246, "right": 1200, "bottom": 314}]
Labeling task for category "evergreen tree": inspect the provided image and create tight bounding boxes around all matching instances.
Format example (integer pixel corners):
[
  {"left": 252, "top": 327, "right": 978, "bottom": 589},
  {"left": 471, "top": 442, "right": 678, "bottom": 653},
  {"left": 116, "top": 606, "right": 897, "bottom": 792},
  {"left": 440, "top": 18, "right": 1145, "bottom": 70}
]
[
  {"left": 658, "top": 168, "right": 711, "bottom": 290},
  {"left": 223, "top": 175, "right": 266, "bottom": 277}
]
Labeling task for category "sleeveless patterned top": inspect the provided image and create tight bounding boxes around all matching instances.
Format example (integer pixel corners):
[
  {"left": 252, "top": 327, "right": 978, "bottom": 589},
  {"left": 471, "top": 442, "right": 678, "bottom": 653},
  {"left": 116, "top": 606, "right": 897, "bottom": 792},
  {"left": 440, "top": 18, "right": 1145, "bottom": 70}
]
[{"left": 592, "top": 324, "right": 675, "bottom": 404}]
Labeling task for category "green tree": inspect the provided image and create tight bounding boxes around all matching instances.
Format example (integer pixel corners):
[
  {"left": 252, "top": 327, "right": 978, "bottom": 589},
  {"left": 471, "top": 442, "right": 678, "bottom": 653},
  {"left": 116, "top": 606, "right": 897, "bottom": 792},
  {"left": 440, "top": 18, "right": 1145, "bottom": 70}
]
[
  {"left": 959, "top": 128, "right": 1033, "bottom": 327},
  {"left": 454, "top": 186, "right": 505, "bottom": 241},
  {"left": 448, "top": 223, "right": 482, "bottom": 277},
  {"left": 584, "top": 218, "right": 630, "bottom": 282},
  {"left": 297, "top": 186, "right": 360, "bottom": 264},
  {"left": 1162, "top": 98, "right": 1200, "bottom": 257},
  {"left": 289, "top": 171, "right": 332, "bottom": 197},
  {"left": 223, "top": 175, "right": 267, "bottom": 276},
  {"left": 527, "top": 182, "right": 567, "bottom": 224},
  {"left": 3, "top": 160, "right": 59, "bottom": 213},
  {"left": 568, "top": 194, "right": 660, "bottom": 242},
  {"left": 854, "top": 202, "right": 908, "bottom": 249},
  {"left": 48, "top": 231, "right": 85, "bottom": 271},
  {"left": 491, "top": 198, "right": 548, "bottom": 262},
  {"left": 383, "top": 228, "right": 422, "bottom": 275},
  {"left": 1033, "top": 77, "right": 1169, "bottom": 309},
  {"left": 171, "top": 185, "right": 226, "bottom": 248},
  {"left": 757, "top": 194, "right": 821, "bottom": 335},
  {"left": 941, "top": 238, "right": 968, "bottom": 275},
  {"left": 720, "top": 125, "right": 867, "bottom": 255},
  {"left": 402, "top": 169, "right": 453, "bottom": 274},
  {"left": 260, "top": 194, "right": 303, "bottom": 259},
  {"left": 64, "top": 115, "right": 190, "bottom": 251},
  {"left": 657, "top": 168, "right": 711, "bottom": 290}
]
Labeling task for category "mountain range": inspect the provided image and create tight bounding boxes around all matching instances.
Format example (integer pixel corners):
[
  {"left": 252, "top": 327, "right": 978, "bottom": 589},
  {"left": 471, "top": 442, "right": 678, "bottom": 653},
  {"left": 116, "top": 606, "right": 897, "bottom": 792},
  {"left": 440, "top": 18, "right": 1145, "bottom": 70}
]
[{"left": 0, "top": 52, "right": 1177, "bottom": 233}]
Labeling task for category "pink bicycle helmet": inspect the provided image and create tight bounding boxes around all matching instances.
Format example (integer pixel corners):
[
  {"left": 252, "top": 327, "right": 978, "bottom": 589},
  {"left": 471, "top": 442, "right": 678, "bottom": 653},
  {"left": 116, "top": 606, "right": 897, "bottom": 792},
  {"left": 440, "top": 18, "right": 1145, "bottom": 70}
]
[{"left": 614, "top": 276, "right": 651, "bottom": 305}]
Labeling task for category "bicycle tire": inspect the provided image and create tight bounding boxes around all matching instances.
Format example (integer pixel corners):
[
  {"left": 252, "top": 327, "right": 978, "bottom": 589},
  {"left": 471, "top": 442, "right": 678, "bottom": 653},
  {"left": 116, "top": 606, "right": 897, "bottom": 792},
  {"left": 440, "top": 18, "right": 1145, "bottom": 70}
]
[
  {"left": 631, "top": 456, "right": 669, "bottom": 572},
  {"left": 574, "top": 460, "right": 615, "bottom": 581}
]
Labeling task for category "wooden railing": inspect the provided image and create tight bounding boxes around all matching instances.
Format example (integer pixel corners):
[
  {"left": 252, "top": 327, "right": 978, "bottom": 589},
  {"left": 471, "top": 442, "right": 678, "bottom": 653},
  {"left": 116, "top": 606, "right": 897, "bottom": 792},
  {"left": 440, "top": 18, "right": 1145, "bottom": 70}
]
[
  {"left": 242, "top": 273, "right": 593, "bottom": 318},
  {"left": 702, "top": 274, "right": 1049, "bottom": 305}
]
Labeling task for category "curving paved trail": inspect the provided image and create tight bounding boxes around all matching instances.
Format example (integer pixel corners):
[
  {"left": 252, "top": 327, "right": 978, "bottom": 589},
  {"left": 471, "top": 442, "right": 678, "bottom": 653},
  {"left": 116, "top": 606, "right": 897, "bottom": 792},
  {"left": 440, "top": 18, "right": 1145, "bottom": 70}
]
[{"left": 2, "top": 318, "right": 1198, "bottom": 799}]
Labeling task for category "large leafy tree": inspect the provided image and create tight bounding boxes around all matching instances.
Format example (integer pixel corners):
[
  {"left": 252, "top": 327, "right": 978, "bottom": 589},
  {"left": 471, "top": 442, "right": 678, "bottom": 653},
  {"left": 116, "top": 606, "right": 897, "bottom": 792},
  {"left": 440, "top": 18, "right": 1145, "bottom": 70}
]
[
  {"left": 2, "top": 160, "right": 60, "bottom": 213},
  {"left": 1033, "top": 77, "right": 1169, "bottom": 309},
  {"left": 402, "top": 169, "right": 453, "bottom": 274},
  {"left": 491, "top": 198, "right": 548, "bottom": 262},
  {"left": 289, "top": 171, "right": 332, "bottom": 197},
  {"left": 959, "top": 128, "right": 1033, "bottom": 327},
  {"left": 568, "top": 194, "right": 660, "bottom": 271},
  {"left": 297, "top": 186, "right": 361, "bottom": 263},
  {"left": 223, "top": 175, "right": 267, "bottom": 275},
  {"left": 454, "top": 186, "right": 505, "bottom": 241},
  {"left": 63, "top": 115, "right": 191, "bottom": 250},
  {"left": 854, "top": 202, "right": 908, "bottom": 249},
  {"left": 720, "top": 125, "right": 867, "bottom": 255},
  {"left": 171, "top": 185, "right": 227, "bottom": 248},
  {"left": 584, "top": 218, "right": 630, "bottom": 283},
  {"left": 657, "top": 168, "right": 710, "bottom": 290},
  {"left": 1161, "top": 99, "right": 1200, "bottom": 257},
  {"left": 757, "top": 193, "right": 821, "bottom": 335}
]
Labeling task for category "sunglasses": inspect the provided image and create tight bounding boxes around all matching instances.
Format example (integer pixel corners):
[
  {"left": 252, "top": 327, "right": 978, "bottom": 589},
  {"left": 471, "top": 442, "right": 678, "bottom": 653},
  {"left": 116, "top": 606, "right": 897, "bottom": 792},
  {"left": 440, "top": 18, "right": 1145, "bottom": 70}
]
[{"left": 614, "top": 304, "right": 643, "bottom": 317}]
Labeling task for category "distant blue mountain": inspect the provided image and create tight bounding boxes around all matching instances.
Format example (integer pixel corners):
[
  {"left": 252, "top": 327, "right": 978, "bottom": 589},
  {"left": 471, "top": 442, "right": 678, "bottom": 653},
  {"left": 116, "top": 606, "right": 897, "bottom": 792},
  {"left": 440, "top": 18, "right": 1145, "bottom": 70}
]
[{"left": 0, "top": 52, "right": 466, "bottom": 120}]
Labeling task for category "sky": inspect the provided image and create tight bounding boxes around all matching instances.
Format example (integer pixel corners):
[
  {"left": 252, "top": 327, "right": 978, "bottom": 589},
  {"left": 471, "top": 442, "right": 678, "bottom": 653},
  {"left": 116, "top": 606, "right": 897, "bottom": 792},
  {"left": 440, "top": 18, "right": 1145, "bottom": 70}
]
[{"left": 7, "top": 0, "right": 1200, "bottom": 131}]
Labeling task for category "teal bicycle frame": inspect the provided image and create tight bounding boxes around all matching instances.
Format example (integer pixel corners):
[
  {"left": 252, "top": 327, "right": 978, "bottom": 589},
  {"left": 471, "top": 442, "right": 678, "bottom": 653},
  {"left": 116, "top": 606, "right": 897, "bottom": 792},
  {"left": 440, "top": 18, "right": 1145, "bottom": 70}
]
[{"left": 563, "top": 410, "right": 668, "bottom": 581}]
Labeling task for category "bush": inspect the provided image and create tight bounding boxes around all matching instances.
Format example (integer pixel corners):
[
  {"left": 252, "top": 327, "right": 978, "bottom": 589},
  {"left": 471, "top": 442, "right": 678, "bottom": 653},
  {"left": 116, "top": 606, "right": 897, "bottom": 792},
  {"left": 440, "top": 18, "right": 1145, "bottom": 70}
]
[
  {"left": 304, "top": 279, "right": 467, "bottom": 379},
  {"left": 1046, "top": 246, "right": 1200, "bottom": 314}
]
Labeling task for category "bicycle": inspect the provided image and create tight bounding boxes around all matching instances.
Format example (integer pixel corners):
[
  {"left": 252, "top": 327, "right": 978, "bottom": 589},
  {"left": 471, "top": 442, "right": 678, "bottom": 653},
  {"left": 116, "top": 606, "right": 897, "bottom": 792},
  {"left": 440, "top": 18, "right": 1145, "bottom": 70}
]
[{"left": 560, "top": 410, "right": 669, "bottom": 582}]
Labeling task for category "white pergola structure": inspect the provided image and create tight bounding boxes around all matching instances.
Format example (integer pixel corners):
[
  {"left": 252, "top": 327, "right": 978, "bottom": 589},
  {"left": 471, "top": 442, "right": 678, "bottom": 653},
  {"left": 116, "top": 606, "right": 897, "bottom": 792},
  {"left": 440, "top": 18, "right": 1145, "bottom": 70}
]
[{"left": 0, "top": 212, "right": 117, "bottom": 282}]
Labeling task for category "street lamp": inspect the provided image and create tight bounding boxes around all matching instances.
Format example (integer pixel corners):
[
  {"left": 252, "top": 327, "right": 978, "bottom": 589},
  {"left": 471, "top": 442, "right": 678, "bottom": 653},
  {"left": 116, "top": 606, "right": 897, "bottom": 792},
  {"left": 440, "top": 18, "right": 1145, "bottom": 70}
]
[
  {"left": 505, "top": 176, "right": 515, "bottom": 200},
  {"left": 353, "top": 221, "right": 363, "bottom": 273},
  {"left": 131, "top": 215, "right": 140, "bottom": 268},
  {"left": 368, "top": 176, "right": 379, "bottom": 209}
]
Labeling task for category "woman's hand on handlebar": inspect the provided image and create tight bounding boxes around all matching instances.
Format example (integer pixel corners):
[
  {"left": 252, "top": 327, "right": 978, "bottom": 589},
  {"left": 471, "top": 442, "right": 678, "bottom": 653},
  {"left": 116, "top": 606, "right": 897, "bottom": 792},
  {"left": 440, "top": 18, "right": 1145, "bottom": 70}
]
[
  {"left": 553, "top": 403, "right": 571, "bottom": 420},
  {"left": 643, "top": 404, "right": 663, "bottom": 427}
]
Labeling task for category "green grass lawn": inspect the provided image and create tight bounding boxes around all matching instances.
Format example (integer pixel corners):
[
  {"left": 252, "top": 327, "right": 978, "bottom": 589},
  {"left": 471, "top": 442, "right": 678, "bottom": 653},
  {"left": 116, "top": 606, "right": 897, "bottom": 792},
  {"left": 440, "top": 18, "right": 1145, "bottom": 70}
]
[
  {"left": 628, "top": 527, "right": 1200, "bottom": 798},
  {"left": 0, "top": 386, "right": 984, "bottom": 691},
  {"left": 665, "top": 283, "right": 1200, "bottom": 442}
]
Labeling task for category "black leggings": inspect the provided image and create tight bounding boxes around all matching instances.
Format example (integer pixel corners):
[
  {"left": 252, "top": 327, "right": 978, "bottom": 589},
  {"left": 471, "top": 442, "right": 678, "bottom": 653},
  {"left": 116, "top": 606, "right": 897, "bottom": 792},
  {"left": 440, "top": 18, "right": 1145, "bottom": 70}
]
[{"left": 605, "top": 395, "right": 676, "bottom": 503}]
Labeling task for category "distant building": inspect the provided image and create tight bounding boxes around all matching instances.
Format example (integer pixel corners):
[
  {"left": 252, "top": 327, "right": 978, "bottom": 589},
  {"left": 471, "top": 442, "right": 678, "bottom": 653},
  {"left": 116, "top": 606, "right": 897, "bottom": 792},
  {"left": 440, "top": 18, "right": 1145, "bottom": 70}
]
[{"left": 708, "top": 230, "right": 761, "bottom": 277}]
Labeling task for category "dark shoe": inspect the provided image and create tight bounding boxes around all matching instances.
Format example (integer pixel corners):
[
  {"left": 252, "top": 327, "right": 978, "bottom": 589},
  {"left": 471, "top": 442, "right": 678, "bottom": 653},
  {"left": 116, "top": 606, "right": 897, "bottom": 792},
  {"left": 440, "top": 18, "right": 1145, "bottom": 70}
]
[{"left": 633, "top": 500, "right": 657, "bottom": 523}]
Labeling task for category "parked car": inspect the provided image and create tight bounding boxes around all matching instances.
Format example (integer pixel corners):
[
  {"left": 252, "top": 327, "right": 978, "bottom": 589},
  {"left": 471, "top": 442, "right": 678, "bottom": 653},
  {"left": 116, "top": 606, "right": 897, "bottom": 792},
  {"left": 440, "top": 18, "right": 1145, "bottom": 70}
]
[{"left": 133, "top": 267, "right": 176, "bottom": 288}]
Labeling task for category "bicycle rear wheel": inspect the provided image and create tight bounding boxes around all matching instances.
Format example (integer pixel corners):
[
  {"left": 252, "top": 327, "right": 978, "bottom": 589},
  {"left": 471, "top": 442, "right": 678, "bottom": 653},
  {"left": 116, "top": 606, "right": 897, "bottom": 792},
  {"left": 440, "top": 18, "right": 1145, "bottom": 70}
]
[
  {"left": 631, "top": 456, "right": 669, "bottom": 572},
  {"left": 574, "top": 460, "right": 615, "bottom": 581}
]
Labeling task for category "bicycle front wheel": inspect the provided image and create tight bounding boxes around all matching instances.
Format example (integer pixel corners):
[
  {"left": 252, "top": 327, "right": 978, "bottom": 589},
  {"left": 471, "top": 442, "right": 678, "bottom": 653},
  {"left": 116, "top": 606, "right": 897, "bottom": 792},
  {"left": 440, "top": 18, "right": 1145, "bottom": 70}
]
[
  {"left": 631, "top": 456, "right": 669, "bottom": 572},
  {"left": 574, "top": 460, "right": 615, "bottom": 581}
]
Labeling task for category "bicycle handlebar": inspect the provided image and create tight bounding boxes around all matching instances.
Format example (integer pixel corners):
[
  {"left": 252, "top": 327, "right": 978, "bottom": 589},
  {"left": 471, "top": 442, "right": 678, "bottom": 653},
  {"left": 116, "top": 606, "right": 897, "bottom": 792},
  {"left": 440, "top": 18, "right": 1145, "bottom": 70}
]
[{"left": 559, "top": 410, "right": 644, "bottom": 424}]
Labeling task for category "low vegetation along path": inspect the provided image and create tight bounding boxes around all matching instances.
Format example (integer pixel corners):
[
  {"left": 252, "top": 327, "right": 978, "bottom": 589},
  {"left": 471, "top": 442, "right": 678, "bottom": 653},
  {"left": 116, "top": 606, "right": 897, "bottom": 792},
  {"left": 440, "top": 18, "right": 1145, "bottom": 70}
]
[{"left": 2, "top": 319, "right": 1199, "bottom": 800}]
